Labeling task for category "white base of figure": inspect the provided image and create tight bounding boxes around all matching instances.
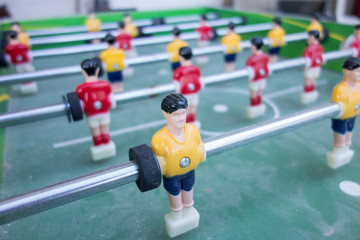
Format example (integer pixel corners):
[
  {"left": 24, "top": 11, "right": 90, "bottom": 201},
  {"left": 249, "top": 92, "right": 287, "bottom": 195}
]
[
  {"left": 247, "top": 104, "right": 266, "bottom": 119},
  {"left": 19, "top": 82, "right": 38, "bottom": 95},
  {"left": 123, "top": 67, "right": 134, "bottom": 78},
  {"left": 300, "top": 91, "right": 318, "bottom": 104},
  {"left": 326, "top": 146, "right": 354, "bottom": 169},
  {"left": 91, "top": 141, "right": 116, "bottom": 161},
  {"left": 165, "top": 207, "right": 200, "bottom": 238},
  {"left": 195, "top": 55, "right": 209, "bottom": 65}
]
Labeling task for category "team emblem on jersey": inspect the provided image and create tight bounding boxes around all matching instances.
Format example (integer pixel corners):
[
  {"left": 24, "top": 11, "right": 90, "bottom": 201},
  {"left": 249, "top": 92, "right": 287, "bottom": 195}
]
[
  {"left": 188, "top": 83, "right": 195, "bottom": 91},
  {"left": 315, "top": 58, "right": 321, "bottom": 64},
  {"left": 259, "top": 68, "right": 266, "bottom": 76},
  {"left": 16, "top": 55, "right": 23, "bottom": 62},
  {"left": 94, "top": 101, "right": 102, "bottom": 110},
  {"left": 113, "top": 63, "right": 119, "bottom": 70},
  {"left": 355, "top": 103, "right": 360, "bottom": 111},
  {"left": 179, "top": 157, "right": 191, "bottom": 168}
]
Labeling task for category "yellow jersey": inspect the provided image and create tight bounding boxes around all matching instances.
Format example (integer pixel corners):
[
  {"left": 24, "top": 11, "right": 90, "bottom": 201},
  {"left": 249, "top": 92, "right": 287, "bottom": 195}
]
[
  {"left": 166, "top": 39, "right": 188, "bottom": 62},
  {"left": 85, "top": 18, "right": 101, "bottom": 32},
  {"left": 307, "top": 22, "right": 323, "bottom": 39},
  {"left": 125, "top": 23, "right": 138, "bottom": 38},
  {"left": 100, "top": 47, "right": 125, "bottom": 72},
  {"left": 18, "top": 32, "right": 30, "bottom": 47},
  {"left": 221, "top": 33, "right": 241, "bottom": 54},
  {"left": 331, "top": 79, "right": 360, "bottom": 119},
  {"left": 267, "top": 26, "right": 285, "bottom": 47},
  {"left": 151, "top": 124, "right": 205, "bottom": 178}
]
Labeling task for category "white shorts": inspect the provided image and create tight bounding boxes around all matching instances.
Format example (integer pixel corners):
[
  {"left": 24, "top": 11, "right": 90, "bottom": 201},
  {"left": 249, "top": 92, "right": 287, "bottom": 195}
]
[
  {"left": 248, "top": 79, "right": 266, "bottom": 92},
  {"left": 198, "top": 40, "right": 209, "bottom": 48},
  {"left": 87, "top": 112, "right": 111, "bottom": 128},
  {"left": 15, "top": 63, "right": 34, "bottom": 73},
  {"left": 304, "top": 67, "right": 321, "bottom": 78},
  {"left": 184, "top": 93, "right": 199, "bottom": 106},
  {"left": 125, "top": 48, "right": 137, "bottom": 58}
]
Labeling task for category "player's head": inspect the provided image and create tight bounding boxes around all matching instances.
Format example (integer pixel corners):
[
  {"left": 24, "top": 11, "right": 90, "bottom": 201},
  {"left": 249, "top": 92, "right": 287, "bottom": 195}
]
[
  {"left": 312, "top": 13, "right": 320, "bottom": 22},
  {"left": 354, "top": 24, "right": 360, "bottom": 38},
  {"left": 88, "top": 11, "right": 96, "bottom": 19},
  {"left": 172, "top": 27, "right": 181, "bottom": 37},
  {"left": 124, "top": 13, "right": 131, "bottom": 23},
  {"left": 273, "top": 17, "right": 282, "bottom": 26},
  {"left": 104, "top": 33, "right": 116, "bottom": 45},
  {"left": 307, "top": 30, "right": 320, "bottom": 43},
  {"left": 342, "top": 57, "right": 360, "bottom": 81},
  {"left": 179, "top": 46, "right": 193, "bottom": 61},
  {"left": 81, "top": 59, "right": 99, "bottom": 77},
  {"left": 10, "top": 22, "right": 21, "bottom": 32},
  {"left": 161, "top": 93, "right": 188, "bottom": 114},
  {"left": 227, "top": 22, "right": 236, "bottom": 31},
  {"left": 118, "top": 21, "right": 125, "bottom": 30},
  {"left": 200, "top": 14, "right": 207, "bottom": 23},
  {"left": 7, "top": 30, "right": 18, "bottom": 41},
  {"left": 251, "top": 36, "right": 263, "bottom": 50}
]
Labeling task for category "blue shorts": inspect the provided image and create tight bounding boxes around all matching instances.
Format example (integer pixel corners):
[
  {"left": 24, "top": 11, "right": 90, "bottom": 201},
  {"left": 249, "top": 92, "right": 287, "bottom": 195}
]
[
  {"left": 163, "top": 170, "right": 195, "bottom": 196},
  {"left": 224, "top": 53, "right": 236, "bottom": 63},
  {"left": 171, "top": 62, "right": 181, "bottom": 71},
  {"left": 107, "top": 71, "right": 123, "bottom": 83},
  {"left": 269, "top": 47, "right": 281, "bottom": 55},
  {"left": 331, "top": 117, "right": 356, "bottom": 134}
]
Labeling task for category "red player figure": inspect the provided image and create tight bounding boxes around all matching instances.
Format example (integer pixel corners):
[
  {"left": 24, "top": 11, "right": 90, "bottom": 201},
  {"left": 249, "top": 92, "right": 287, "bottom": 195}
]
[
  {"left": 350, "top": 25, "right": 360, "bottom": 57},
  {"left": 76, "top": 59, "right": 116, "bottom": 161},
  {"left": 245, "top": 37, "right": 269, "bottom": 119},
  {"left": 116, "top": 21, "right": 137, "bottom": 58},
  {"left": 301, "top": 30, "right": 323, "bottom": 104},
  {"left": 195, "top": 14, "right": 213, "bottom": 65},
  {"left": 327, "top": 57, "right": 360, "bottom": 168},
  {"left": 5, "top": 31, "right": 38, "bottom": 95},
  {"left": 173, "top": 47, "right": 202, "bottom": 128}
]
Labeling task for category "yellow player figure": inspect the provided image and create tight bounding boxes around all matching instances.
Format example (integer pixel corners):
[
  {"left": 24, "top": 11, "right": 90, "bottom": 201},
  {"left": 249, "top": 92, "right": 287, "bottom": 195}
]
[
  {"left": 151, "top": 93, "right": 206, "bottom": 238},
  {"left": 167, "top": 27, "right": 188, "bottom": 71},
  {"left": 100, "top": 34, "right": 126, "bottom": 93},
  {"left": 306, "top": 14, "right": 324, "bottom": 40},
  {"left": 124, "top": 13, "right": 138, "bottom": 38},
  {"left": 221, "top": 22, "right": 241, "bottom": 72},
  {"left": 327, "top": 57, "right": 360, "bottom": 169},
  {"left": 10, "top": 22, "right": 30, "bottom": 47},
  {"left": 85, "top": 11, "right": 101, "bottom": 32},
  {"left": 267, "top": 17, "right": 285, "bottom": 63}
]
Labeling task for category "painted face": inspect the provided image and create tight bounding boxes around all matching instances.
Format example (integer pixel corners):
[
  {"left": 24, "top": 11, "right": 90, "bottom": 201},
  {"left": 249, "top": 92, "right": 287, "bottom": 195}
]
[
  {"left": 307, "top": 34, "right": 317, "bottom": 45},
  {"left": 11, "top": 24, "right": 21, "bottom": 32},
  {"left": 349, "top": 68, "right": 360, "bottom": 82},
  {"left": 163, "top": 109, "right": 187, "bottom": 129},
  {"left": 124, "top": 16, "right": 131, "bottom": 24},
  {"left": 355, "top": 29, "right": 360, "bottom": 39}
]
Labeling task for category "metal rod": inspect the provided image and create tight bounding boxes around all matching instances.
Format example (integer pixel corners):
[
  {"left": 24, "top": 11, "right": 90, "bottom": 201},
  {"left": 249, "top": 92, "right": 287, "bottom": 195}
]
[
  {"left": 1, "top": 32, "right": 306, "bottom": 84},
  {"left": 0, "top": 102, "right": 341, "bottom": 224},
  {"left": 26, "top": 13, "right": 219, "bottom": 37},
  {"left": 0, "top": 48, "right": 353, "bottom": 129},
  {"left": 31, "top": 23, "right": 273, "bottom": 58},
  {"left": 30, "top": 17, "right": 243, "bottom": 45}
]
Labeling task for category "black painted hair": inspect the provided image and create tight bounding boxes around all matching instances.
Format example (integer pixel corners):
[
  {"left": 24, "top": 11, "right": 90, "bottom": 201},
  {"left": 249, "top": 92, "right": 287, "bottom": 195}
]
[
  {"left": 342, "top": 57, "right": 360, "bottom": 70},
  {"left": 227, "top": 22, "right": 235, "bottom": 30},
  {"left": 308, "top": 30, "right": 320, "bottom": 40},
  {"left": 172, "top": 27, "right": 181, "bottom": 36},
  {"left": 179, "top": 46, "right": 192, "bottom": 60},
  {"left": 251, "top": 36, "right": 263, "bottom": 50},
  {"left": 312, "top": 13, "right": 320, "bottom": 21},
  {"left": 11, "top": 21, "right": 20, "bottom": 27},
  {"left": 118, "top": 21, "right": 125, "bottom": 29},
  {"left": 81, "top": 59, "right": 99, "bottom": 76},
  {"left": 8, "top": 31, "right": 18, "bottom": 40},
  {"left": 104, "top": 33, "right": 116, "bottom": 44},
  {"left": 161, "top": 93, "right": 188, "bottom": 113},
  {"left": 273, "top": 17, "right": 282, "bottom": 26},
  {"left": 355, "top": 24, "right": 360, "bottom": 30},
  {"left": 124, "top": 13, "right": 130, "bottom": 18},
  {"left": 201, "top": 14, "right": 207, "bottom": 21}
]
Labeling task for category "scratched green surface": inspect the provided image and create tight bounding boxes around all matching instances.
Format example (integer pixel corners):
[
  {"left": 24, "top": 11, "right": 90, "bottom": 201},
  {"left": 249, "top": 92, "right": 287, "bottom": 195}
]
[{"left": 0, "top": 7, "right": 359, "bottom": 240}]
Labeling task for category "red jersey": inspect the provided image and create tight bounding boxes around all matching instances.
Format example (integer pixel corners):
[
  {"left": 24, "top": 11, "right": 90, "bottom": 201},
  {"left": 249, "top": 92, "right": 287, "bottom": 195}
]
[
  {"left": 196, "top": 25, "right": 212, "bottom": 41},
  {"left": 173, "top": 65, "right": 202, "bottom": 95},
  {"left": 5, "top": 43, "right": 30, "bottom": 65},
  {"left": 76, "top": 80, "right": 112, "bottom": 117},
  {"left": 116, "top": 33, "right": 132, "bottom": 50},
  {"left": 303, "top": 44, "right": 323, "bottom": 68},
  {"left": 245, "top": 53, "right": 269, "bottom": 81},
  {"left": 351, "top": 38, "right": 360, "bottom": 58}
]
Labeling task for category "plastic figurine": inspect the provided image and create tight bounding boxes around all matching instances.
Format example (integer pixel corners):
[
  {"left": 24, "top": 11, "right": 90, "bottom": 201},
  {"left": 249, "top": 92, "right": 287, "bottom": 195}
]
[
  {"left": 100, "top": 33, "right": 126, "bottom": 93},
  {"left": 301, "top": 30, "right": 323, "bottom": 104},
  {"left": 85, "top": 11, "right": 101, "bottom": 44},
  {"left": 10, "top": 22, "right": 30, "bottom": 47},
  {"left": 173, "top": 47, "right": 202, "bottom": 127},
  {"left": 245, "top": 37, "right": 269, "bottom": 118},
  {"left": 76, "top": 59, "right": 116, "bottom": 161},
  {"left": 221, "top": 22, "right": 241, "bottom": 72},
  {"left": 167, "top": 27, "right": 189, "bottom": 71},
  {"left": 327, "top": 57, "right": 360, "bottom": 168},
  {"left": 195, "top": 14, "right": 213, "bottom": 65},
  {"left": 306, "top": 14, "right": 324, "bottom": 40},
  {"left": 124, "top": 13, "right": 138, "bottom": 38},
  {"left": 5, "top": 31, "right": 37, "bottom": 95},
  {"left": 342, "top": 25, "right": 360, "bottom": 50},
  {"left": 116, "top": 21, "right": 137, "bottom": 58},
  {"left": 151, "top": 93, "right": 206, "bottom": 238},
  {"left": 267, "top": 17, "right": 285, "bottom": 63}
]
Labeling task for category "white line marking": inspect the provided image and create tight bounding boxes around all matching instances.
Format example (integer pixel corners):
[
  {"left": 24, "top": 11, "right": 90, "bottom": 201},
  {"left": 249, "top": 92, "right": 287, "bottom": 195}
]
[{"left": 53, "top": 119, "right": 166, "bottom": 149}]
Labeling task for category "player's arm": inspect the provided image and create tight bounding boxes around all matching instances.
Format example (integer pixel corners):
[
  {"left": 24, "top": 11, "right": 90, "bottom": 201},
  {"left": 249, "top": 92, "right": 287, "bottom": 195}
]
[
  {"left": 331, "top": 86, "right": 347, "bottom": 119},
  {"left": 151, "top": 137, "right": 166, "bottom": 175},
  {"left": 194, "top": 128, "right": 206, "bottom": 162}
]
